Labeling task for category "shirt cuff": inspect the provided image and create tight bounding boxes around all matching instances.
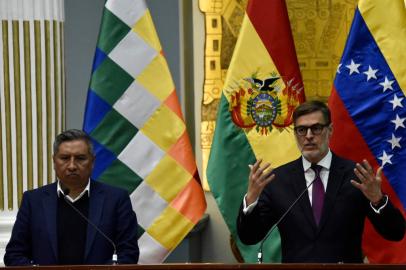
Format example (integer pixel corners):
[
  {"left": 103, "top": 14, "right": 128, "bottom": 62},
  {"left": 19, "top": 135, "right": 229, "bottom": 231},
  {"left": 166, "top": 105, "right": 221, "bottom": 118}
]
[
  {"left": 370, "top": 194, "right": 388, "bottom": 214},
  {"left": 243, "top": 194, "right": 258, "bottom": 214}
]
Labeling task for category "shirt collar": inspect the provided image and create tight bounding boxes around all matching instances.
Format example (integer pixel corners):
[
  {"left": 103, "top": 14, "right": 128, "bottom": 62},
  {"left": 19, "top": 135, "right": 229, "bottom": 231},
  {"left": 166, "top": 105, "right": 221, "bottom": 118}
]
[
  {"left": 302, "top": 149, "right": 332, "bottom": 172},
  {"left": 57, "top": 179, "right": 91, "bottom": 203}
]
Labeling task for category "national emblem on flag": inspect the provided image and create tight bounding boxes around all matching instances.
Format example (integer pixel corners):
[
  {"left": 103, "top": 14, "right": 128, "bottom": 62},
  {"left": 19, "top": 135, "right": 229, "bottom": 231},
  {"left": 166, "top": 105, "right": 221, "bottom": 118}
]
[
  {"left": 229, "top": 74, "right": 302, "bottom": 134},
  {"left": 207, "top": 0, "right": 305, "bottom": 263}
]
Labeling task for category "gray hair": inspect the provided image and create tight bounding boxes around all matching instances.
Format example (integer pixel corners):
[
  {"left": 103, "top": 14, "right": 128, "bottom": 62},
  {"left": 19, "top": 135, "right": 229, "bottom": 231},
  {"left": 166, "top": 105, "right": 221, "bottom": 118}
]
[{"left": 53, "top": 129, "right": 94, "bottom": 155}]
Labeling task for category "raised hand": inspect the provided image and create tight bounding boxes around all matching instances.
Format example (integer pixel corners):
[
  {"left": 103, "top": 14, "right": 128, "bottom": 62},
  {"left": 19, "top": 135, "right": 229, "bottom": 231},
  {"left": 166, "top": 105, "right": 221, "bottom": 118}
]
[
  {"left": 350, "top": 159, "right": 383, "bottom": 204},
  {"left": 246, "top": 159, "right": 275, "bottom": 205}
]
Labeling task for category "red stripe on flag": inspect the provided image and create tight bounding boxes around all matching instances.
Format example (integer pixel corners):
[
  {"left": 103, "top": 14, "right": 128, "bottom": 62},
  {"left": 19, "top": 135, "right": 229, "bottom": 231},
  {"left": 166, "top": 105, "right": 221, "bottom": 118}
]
[
  {"left": 329, "top": 87, "right": 406, "bottom": 263},
  {"left": 247, "top": 0, "right": 304, "bottom": 103},
  {"left": 329, "top": 87, "right": 372, "bottom": 163}
]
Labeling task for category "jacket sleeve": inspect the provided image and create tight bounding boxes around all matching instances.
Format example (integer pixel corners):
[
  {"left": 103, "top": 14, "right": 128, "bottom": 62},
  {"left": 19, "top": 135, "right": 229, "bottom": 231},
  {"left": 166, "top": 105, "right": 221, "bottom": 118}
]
[
  {"left": 114, "top": 191, "right": 140, "bottom": 264},
  {"left": 367, "top": 197, "right": 405, "bottom": 241},
  {"left": 237, "top": 202, "right": 268, "bottom": 245},
  {"left": 4, "top": 192, "right": 34, "bottom": 266},
  {"left": 237, "top": 188, "right": 278, "bottom": 245}
]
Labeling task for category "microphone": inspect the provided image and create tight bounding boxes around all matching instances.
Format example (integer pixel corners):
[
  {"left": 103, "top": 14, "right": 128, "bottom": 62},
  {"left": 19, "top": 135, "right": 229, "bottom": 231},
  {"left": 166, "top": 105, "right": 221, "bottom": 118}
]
[
  {"left": 257, "top": 176, "right": 319, "bottom": 263},
  {"left": 62, "top": 188, "right": 118, "bottom": 264}
]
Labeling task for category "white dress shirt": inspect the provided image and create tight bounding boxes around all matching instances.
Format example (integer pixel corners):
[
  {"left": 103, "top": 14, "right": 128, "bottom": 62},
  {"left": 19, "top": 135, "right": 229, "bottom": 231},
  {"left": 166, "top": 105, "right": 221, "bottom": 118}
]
[
  {"left": 243, "top": 150, "right": 386, "bottom": 214},
  {"left": 57, "top": 179, "right": 91, "bottom": 203}
]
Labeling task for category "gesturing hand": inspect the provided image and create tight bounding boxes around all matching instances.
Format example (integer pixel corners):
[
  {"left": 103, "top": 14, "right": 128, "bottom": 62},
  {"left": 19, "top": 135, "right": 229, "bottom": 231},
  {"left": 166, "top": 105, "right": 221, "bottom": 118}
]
[
  {"left": 350, "top": 159, "right": 383, "bottom": 204},
  {"left": 246, "top": 159, "right": 275, "bottom": 205}
]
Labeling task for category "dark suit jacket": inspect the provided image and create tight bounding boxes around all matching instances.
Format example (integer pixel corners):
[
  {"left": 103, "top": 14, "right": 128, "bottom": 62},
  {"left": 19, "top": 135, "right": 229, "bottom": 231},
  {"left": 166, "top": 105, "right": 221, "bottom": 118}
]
[
  {"left": 237, "top": 154, "right": 405, "bottom": 263},
  {"left": 4, "top": 181, "right": 139, "bottom": 265}
]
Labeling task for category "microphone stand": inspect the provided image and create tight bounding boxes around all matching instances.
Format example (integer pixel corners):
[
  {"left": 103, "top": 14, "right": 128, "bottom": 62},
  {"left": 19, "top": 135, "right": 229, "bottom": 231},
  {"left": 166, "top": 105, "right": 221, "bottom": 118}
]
[
  {"left": 257, "top": 177, "right": 318, "bottom": 263},
  {"left": 62, "top": 189, "right": 118, "bottom": 265}
]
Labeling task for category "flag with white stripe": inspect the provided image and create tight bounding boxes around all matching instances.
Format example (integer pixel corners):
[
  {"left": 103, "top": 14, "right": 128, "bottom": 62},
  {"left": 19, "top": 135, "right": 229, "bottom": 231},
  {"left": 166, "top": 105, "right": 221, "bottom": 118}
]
[{"left": 83, "top": 0, "right": 206, "bottom": 263}]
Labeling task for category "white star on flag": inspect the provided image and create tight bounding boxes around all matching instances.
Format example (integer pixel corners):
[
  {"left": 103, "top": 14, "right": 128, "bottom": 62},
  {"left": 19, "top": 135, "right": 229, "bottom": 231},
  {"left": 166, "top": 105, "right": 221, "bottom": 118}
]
[
  {"left": 378, "top": 150, "right": 393, "bottom": 166},
  {"left": 363, "top": 65, "right": 378, "bottom": 81},
  {"left": 346, "top": 59, "right": 361, "bottom": 75},
  {"left": 389, "top": 94, "right": 404, "bottom": 110},
  {"left": 337, "top": 63, "right": 342, "bottom": 74},
  {"left": 387, "top": 134, "right": 401, "bottom": 149},
  {"left": 391, "top": 114, "right": 406, "bottom": 130},
  {"left": 379, "top": 76, "right": 394, "bottom": 92}
]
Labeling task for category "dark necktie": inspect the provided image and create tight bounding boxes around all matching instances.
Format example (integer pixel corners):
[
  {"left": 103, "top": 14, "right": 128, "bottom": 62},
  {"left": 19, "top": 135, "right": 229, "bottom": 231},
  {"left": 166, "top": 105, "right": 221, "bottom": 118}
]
[{"left": 311, "top": 164, "right": 325, "bottom": 225}]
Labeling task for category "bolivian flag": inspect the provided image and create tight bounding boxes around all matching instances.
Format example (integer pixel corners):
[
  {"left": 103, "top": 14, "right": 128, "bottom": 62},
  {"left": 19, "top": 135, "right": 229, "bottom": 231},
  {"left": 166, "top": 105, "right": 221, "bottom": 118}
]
[
  {"left": 207, "top": 0, "right": 305, "bottom": 262},
  {"left": 329, "top": 0, "right": 406, "bottom": 263}
]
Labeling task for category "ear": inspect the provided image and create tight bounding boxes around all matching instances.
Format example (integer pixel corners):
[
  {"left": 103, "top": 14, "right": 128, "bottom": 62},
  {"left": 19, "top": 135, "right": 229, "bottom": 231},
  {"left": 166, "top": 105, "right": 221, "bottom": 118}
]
[
  {"left": 328, "top": 123, "right": 333, "bottom": 138},
  {"left": 90, "top": 155, "right": 96, "bottom": 169}
]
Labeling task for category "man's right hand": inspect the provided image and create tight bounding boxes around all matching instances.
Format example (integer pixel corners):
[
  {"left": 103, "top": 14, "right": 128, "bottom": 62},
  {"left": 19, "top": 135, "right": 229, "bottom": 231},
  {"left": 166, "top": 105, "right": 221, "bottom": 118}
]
[{"left": 246, "top": 159, "right": 275, "bottom": 205}]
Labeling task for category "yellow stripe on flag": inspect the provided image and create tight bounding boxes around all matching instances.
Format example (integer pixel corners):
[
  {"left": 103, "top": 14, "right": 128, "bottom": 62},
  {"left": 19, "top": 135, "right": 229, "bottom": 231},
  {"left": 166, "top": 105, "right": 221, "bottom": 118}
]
[
  {"left": 359, "top": 0, "right": 406, "bottom": 93},
  {"left": 145, "top": 155, "right": 191, "bottom": 202},
  {"left": 137, "top": 54, "right": 174, "bottom": 101},
  {"left": 223, "top": 15, "right": 281, "bottom": 100},
  {"left": 141, "top": 104, "right": 185, "bottom": 151},
  {"left": 133, "top": 10, "right": 161, "bottom": 52},
  {"left": 223, "top": 13, "right": 301, "bottom": 166},
  {"left": 147, "top": 206, "right": 195, "bottom": 250},
  {"left": 247, "top": 129, "right": 300, "bottom": 168}
]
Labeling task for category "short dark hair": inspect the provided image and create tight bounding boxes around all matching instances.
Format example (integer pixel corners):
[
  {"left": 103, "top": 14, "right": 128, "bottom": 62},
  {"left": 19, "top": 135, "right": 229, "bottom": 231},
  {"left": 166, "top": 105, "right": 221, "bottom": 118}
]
[
  {"left": 53, "top": 129, "right": 94, "bottom": 155},
  {"left": 293, "top": 100, "right": 331, "bottom": 126}
]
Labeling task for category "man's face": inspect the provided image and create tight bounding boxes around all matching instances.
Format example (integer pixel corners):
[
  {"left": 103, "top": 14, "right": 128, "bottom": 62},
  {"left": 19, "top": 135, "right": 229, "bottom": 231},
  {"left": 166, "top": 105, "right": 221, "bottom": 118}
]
[
  {"left": 53, "top": 139, "right": 94, "bottom": 189},
  {"left": 294, "top": 111, "right": 332, "bottom": 164}
]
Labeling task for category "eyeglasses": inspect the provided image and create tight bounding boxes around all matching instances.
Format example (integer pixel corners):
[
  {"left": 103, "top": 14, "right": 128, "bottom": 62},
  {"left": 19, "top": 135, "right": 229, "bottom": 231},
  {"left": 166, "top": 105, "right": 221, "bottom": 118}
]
[{"left": 294, "top": 123, "right": 330, "bottom": 136}]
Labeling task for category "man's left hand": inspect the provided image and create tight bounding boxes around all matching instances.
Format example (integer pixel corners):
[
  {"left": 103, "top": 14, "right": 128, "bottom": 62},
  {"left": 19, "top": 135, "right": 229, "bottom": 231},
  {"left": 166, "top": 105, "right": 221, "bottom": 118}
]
[{"left": 350, "top": 159, "right": 383, "bottom": 204}]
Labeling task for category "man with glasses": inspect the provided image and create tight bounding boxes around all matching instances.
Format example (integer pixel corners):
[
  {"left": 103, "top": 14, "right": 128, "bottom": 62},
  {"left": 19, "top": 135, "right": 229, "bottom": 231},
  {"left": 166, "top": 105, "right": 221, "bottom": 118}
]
[{"left": 237, "top": 100, "right": 405, "bottom": 263}]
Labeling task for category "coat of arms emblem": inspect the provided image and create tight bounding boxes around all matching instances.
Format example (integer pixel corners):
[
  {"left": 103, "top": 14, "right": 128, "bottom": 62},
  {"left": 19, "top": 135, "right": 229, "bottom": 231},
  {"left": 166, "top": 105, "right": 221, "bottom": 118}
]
[{"left": 229, "top": 73, "right": 303, "bottom": 135}]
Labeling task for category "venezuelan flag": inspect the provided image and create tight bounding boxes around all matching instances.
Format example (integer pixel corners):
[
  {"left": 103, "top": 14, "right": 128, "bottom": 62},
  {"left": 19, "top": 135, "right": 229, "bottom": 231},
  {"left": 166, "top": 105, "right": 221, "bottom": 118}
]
[{"left": 329, "top": 0, "right": 406, "bottom": 263}]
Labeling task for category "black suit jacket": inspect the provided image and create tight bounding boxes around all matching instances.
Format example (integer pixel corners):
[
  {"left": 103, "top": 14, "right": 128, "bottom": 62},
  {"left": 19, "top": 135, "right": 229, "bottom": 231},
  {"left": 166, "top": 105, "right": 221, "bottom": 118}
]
[
  {"left": 237, "top": 154, "right": 405, "bottom": 263},
  {"left": 4, "top": 181, "right": 139, "bottom": 265}
]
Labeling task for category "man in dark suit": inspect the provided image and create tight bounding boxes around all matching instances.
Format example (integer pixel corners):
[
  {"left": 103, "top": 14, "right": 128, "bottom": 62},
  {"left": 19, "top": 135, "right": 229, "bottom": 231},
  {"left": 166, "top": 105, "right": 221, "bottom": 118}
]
[
  {"left": 237, "top": 100, "right": 405, "bottom": 263},
  {"left": 4, "top": 129, "right": 139, "bottom": 265}
]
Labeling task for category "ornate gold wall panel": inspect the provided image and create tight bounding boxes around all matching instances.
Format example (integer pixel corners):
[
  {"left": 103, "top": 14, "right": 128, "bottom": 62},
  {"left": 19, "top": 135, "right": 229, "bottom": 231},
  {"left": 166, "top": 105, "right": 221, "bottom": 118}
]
[
  {"left": 289, "top": 0, "right": 357, "bottom": 100},
  {"left": 199, "top": 0, "right": 357, "bottom": 190}
]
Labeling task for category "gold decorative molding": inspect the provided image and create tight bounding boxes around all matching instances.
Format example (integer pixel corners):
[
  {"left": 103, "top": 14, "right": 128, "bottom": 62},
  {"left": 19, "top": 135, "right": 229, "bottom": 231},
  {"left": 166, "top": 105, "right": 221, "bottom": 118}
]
[{"left": 199, "top": 0, "right": 248, "bottom": 190}]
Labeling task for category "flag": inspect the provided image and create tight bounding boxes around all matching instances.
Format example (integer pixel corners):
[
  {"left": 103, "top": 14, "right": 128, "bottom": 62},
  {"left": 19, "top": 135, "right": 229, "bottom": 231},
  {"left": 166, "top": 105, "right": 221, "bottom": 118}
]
[
  {"left": 329, "top": 0, "right": 406, "bottom": 263},
  {"left": 83, "top": 0, "right": 206, "bottom": 263},
  {"left": 207, "top": 0, "right": 305, "bottom": 263}
]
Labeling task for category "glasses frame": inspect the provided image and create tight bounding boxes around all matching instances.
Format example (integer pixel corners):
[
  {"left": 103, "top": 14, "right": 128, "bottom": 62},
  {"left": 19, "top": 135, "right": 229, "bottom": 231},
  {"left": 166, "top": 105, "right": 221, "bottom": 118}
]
[{"left": 294, "top": 123, "right": 330, "bottom": 136}]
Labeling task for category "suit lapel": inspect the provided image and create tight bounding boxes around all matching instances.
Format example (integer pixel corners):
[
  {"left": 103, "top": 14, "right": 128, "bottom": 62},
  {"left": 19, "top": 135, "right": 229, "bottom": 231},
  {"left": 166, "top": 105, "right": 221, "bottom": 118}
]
[
  {"left": 289, "top": 159, "right": 318, "bottom": 231},
  {"left": 42, "top": 183, "right": 59, "bottom": 262},
  {"left": 85, "top": 181, "right": 105, "bottom": 261},
  {"left": 318, "top": 154, "right": 347, "bottom": 231}
]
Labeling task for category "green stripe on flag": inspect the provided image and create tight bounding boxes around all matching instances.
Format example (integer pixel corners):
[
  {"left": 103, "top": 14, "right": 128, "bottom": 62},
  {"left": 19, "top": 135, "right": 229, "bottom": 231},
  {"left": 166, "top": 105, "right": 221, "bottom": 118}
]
[
  {"left": 207, "top": 94, "right": 255, "bottom": 230},
  {"left": 99, "top": 159, "right": 143, "bottom": 193},
  {"left": 137, "top": 224, "right": 145, "bottom": 239},
  {"left": 207, "top": 93, "right": 281, "bottom": 263},
  {"left": 84, "top": 0, "right": 206, "bottom": 263},
  {"left": 97, "top": 8, "right": 131, "bottom": 54},
  {"left": 90, "top": 109, "right": 138, "bottom": 155},
  {"left": 90, "top": 57, "right": 133, "bottom": 105}
]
